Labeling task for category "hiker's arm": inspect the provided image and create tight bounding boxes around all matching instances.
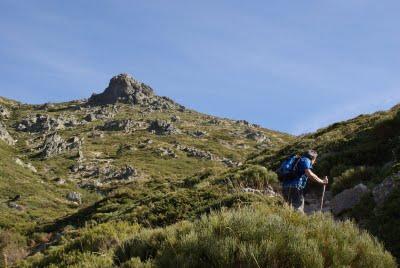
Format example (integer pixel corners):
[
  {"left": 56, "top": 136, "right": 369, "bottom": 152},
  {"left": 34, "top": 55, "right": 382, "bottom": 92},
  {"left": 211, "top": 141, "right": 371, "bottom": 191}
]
[{"left": 305, "top": 169, "right": 328, "bottom": 184}]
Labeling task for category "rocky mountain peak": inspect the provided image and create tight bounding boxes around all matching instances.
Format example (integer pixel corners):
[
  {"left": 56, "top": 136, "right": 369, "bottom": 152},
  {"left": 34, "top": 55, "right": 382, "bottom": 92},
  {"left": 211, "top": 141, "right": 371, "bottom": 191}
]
[{"left": 88, "top": 73, "right": 155, "bottom": 105}]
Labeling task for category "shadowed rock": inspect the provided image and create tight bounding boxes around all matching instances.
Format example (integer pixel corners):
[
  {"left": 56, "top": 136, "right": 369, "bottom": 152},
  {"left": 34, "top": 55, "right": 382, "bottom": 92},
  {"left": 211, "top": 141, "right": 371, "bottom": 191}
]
[{"left": 331, "top": 183, "right": 369, "bottom": 215}]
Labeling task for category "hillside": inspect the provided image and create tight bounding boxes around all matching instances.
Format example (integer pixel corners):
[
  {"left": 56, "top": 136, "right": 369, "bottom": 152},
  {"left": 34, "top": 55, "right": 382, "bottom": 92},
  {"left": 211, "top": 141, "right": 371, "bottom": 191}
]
[
  {"left": 249, "top": 103, "right": 400, "bottom": 260},
  {"left": 0, "top": 74, "right": 293, "bottom": 266},
  {"left": 0, "top": 74, "right": 397, "bottom": 267}
]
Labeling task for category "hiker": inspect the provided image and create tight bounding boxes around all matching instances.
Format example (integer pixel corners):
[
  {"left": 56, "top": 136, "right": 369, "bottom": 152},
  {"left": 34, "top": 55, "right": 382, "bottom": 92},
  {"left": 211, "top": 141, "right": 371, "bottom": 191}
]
[{"left": 280, "top": 150, "right": 328, "bottom": 212}]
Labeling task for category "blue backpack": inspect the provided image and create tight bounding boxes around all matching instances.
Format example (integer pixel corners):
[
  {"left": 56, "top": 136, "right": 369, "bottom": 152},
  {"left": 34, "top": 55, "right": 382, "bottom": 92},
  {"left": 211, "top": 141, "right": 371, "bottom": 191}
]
[{"left": 277, "top": 155, "right": 301, "bottom": 182}]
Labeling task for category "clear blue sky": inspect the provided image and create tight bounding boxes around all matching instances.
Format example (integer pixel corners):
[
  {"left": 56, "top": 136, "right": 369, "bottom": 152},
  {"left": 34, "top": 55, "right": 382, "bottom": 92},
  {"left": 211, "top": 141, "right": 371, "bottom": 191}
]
[{"left": 1, "top": 1, "right": 400, "bottom": 134}]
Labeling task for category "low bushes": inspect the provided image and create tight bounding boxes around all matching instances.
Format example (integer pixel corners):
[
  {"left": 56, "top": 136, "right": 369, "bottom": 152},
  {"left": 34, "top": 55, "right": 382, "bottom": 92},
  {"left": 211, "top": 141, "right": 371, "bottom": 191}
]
[
  {"left": 20, "top": 221, "right": 139, "bottom": 268},
  {"left": 227, "top": 164, "right": 278, "bottom": 189},
  {"left": 331, "top": 166, "right": 379, "bottom": 195},
  {"left": 115, "top": 205, "right": 396, "bottom": 268}
]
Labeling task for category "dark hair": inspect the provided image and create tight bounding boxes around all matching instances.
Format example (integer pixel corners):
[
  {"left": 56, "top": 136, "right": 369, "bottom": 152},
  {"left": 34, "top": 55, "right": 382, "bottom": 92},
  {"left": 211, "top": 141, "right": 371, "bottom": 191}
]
[{"left": 304, "top": 150, "right": 318, "bottom": 160}]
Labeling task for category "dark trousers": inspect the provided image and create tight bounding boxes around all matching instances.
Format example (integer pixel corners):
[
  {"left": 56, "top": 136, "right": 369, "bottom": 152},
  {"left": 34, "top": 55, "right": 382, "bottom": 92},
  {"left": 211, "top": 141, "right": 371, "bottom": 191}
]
[{"left": 282, "top": 187, "right": 304, "bottom": 213}]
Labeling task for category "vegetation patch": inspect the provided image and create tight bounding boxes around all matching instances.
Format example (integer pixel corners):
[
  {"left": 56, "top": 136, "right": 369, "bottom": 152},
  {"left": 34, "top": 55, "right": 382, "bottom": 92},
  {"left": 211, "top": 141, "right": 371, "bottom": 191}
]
[{"left": 115, "top": 205, "right": 396, "bottom": 268}]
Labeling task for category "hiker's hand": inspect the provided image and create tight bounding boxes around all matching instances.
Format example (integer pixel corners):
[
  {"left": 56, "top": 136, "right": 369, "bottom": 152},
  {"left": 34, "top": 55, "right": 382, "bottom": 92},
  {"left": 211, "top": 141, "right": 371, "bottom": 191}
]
[{"left": 322, "top": 176, "right": 329, "bottom": 185}]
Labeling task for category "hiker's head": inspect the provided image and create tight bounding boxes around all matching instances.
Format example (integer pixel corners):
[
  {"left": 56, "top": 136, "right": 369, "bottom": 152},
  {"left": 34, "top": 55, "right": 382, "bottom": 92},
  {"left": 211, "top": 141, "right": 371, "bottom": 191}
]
[{"left": 304, "top": 150, "right": 318, "bottom": 164}]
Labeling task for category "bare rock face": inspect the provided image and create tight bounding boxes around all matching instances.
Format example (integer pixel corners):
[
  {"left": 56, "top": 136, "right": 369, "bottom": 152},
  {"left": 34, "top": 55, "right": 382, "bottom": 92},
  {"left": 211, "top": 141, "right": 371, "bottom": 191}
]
[
  {"left": 39, "top": 133, "right": 67, "bottom": 158},
  {"left": 331, "top": 183, "right": 370, "bottom": 215},
  {"left": 0, "top": 121, "right": 16, "bottom": 145},
  {"left": 88, "top": 74, "right": 154, "bottom": 105},
  {"left": 88, "top": 74, "right": 184, "bottom": 111},
  {"left": 372, "top": 174, "right": 400, "bottom": 206},
  {"left": 39, "top": 133, "right": 82, "bottom": 159}
]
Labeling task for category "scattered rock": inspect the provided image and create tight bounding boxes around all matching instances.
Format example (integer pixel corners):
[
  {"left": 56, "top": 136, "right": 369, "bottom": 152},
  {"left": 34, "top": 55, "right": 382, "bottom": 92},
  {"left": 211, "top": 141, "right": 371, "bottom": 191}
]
[
  {"left": 372, "top": 174, "right": 400, "bottom": 206},
  {"left": 16, "top": 114, "right": 79, "bottom": 133},
  {"left": 84, "top": 113, "right": 97, "bottom": 122},
  {"left": 245, "top": 129, "right": 268, "bottom": 143},
  {"left": 15, "top": 158, "right": 37, "bottom": 173},
  {"left": 0, "top": 121, "right": 16, "bottom": 145},
  {"left": 0, "top": 105, "right": 11, "bottom": 118},
  {"left": 39, "top": 133, "right": 67, "bottom": 158},
  {"left": 236, "top": 120, "right": 250, "bottom": 126},
  {"left": 241, "top": 185, "right": 276, "bottom": 196},
  {"left": 108, "top": 165, "right": 138, "bottom": 181},
  {"left": 148, "top": 119, "right": 180, "bottom": 135},
  {"left": 138, "top": 138, "right": 153, "bottom": 149},
  {"left": 156, "top": 147, "right": 178, "bottom": 158},
  {"left": 88, "top": 129, "right": 105, "bottom": 139},
  {"left": 189, "top": 130, "right": 207, "bottom": 138},
  {"left": 7, "top": 201, "right": 24, "bottom": 211},
  {"left": 171, "top": 115, "right": 180, "bottom": 122},
  {"left": 84, "top": 106, "right": 117, "bottom": 122},
  {"left": 331, "top": 183, "right": 370, "bottom": 215},
  {"left": 100, "top": 119, "right": 145, "bottom": 133},
  {"left": 176, "top": 145, "right": 216, "bottom": 160},
  {"left": 220, "top": 158, "right": 241, "bottom": 167},
  {"left": 54, "top": 178, "right": 66, "bottom": 185},
  {"left": 66, "top": 191, "right": 82, "bottom": 204},
  {"left": 208, "top": 118, "right": 222, "bottom": 125},
  {"left": 242, "top": 187, "right": 263, "bottom": 195},
  {"left": 39, "top": 133, "right": 82, "bottom": 159}
]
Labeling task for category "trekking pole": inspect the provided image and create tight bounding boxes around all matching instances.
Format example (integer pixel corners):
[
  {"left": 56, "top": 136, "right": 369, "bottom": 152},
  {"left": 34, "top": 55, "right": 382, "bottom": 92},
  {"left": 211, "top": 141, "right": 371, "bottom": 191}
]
[{"left": 320, "top": 184, "right": 326, "bottom": 211}]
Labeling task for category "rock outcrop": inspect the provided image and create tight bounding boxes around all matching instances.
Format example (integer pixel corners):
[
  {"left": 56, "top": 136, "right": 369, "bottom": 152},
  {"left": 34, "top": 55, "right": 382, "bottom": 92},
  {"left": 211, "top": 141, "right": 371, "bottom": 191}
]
[
  {"left": 245, "top": 129, "right": 268, "bottom": 143},
  {"left": 100, "top": 119, "right": 146, "bottom": 133},
  {"left": 88, "top": 74, "right": 184, "bottom": 112},
  {"left": 156, "top": 147, "right": 177, "bottom": 158},
  {"left": 176, "top": 144, "right": 216, "bottom": 160},
  {"left": 84, "top": 106, "right": 117, "bottom": 122},
  {"left": 66, "top": 192, "right": 82, "bottom": 204},
  {"left": 372, "top": 173, "right": 400, "bottom": 206},
  {"left": 16, "top": 114, "right": 79, "bottom": 133},
  {"left": 0, "top": 121, "right": 16, "bottom": 145},
  {"left": 88, "top": 74, "right": 155, "bottom": 105},
  {"left": 0, "top": 105, "right": 11, "bottom": 118},
  {"left": 148, "top": 119, "right": 180, "bottom": 135},
  {"left": 330, "top": 183, "right": 369, "bottom": 215},
  {"left": 39, "top": 133, "right": 82, "bottom": 159}
]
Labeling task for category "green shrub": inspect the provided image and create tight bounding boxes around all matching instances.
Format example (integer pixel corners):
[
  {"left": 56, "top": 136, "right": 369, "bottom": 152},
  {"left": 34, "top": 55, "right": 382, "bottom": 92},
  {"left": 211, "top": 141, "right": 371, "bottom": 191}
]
[
  {"left": 20, "top": 221, "right": 139, "bottom": 268},
  {"left": 67, "top": 221, "right": 139, "bottom": 253},
  {"left": 115, "top": 205, "right": 396, "bottom": 268},
  {"left": 229, "top": 164, "right": 278, "bottom": 189},
  {"left": 352, "top": 189, "right": 400, "bottom": 263}
]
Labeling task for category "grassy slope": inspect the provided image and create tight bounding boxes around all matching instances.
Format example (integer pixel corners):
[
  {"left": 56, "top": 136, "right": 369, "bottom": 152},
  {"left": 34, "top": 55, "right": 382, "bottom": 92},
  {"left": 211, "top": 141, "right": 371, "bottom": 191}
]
[
  {"left": 1, "top": 92, "right": 399, "bottom": 266},
  {"left": 249, "top": 104, "right": 400, "bottom": 260},
  {"left": 0, "top": 94, "right": 293, "bottom": 266}
]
